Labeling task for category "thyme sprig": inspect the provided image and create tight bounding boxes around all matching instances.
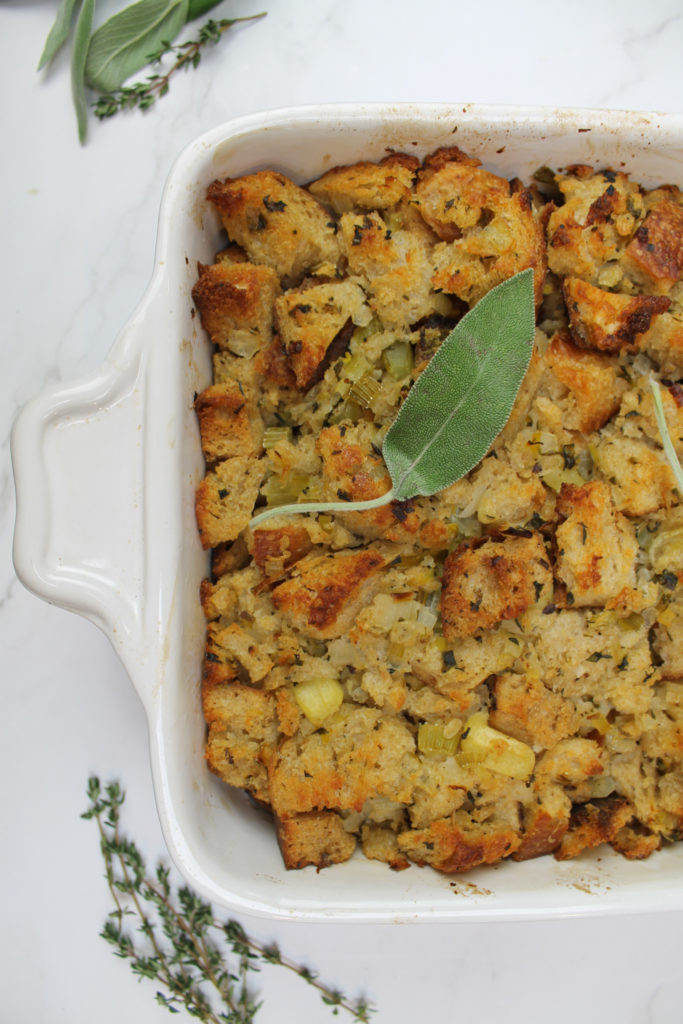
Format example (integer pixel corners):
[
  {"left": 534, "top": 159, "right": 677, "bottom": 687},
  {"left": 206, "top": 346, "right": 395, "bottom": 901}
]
[
  {"left": 82, "top": 777, "right": 374, "bottom": 1022},
  {"left": 93, "top": 13, "right": 264, "bottom": 119}
]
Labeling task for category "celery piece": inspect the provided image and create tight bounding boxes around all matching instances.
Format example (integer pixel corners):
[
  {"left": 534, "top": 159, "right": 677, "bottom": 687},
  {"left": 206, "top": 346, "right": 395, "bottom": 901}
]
[
  {"left": 348, "top": 372, "right": 381, "bottom": 409},
  {"left": 263, "top": 426, "right": 292, "bottom": 449},
  {"left": 382, "top": 340, "right": 414, "bottom": 380},
  {"left": 417, "top": 721, "right": 460, "bottom": 757}
]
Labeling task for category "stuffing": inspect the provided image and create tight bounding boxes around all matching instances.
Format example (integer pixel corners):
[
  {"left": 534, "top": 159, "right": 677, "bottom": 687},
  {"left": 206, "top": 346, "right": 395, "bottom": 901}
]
[
  {"left": 206, "top": 170, "right": 340, "bottom": 283},
  {"left": 275, "top": 811, "right": 357, "bottom": 869},
  {"left": 308, "top": 153, "right": 419, "bottom": 214},
  {"left": 274, "top": 279, "right": 369, "bottom": 389},
  {"left": 554, "top": 481, "right": 638, "bottom": 607},
  {"left": 193, "top": 146, "right": 683, "bottom": 876},
  {"left": 194, "top": 380, "right": 263, "bottom": 462},
  {"left": 191, "top": 260, "right": 280, "bottom": 356},
  {"left": 440, "top": 532, "right": 553, "bottom": 641},
  {"left": 563, "top": 276, "right": 670, "bottom": 354}
]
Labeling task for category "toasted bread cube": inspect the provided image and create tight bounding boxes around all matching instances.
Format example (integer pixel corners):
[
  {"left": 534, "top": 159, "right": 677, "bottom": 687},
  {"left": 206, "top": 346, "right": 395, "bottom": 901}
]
[
  {"left": 268, "top": 705, "right": 418, "bottom": 817},
  {"left": 271, "top": 547, "right": 385, "bottom": 640},
  {"left": 274, "top": 279, "right": 368, "bottom": 389},
  {"left": 415, "top": 146, "right": 511, "bottom": 240},
  {"left": 513, "top": 787, "right": 571, "bottom": 861},
  {"left": 623, "top": 196, "right": 683, "bottom": 293},
  {"left": 430, "top": 188, "right": 546, "bottom": 307},
  {"left": 338, "top": 211, "right": 438, "bottom": 327},
  {"left": 206, "top": 171, "right": 340, "bottom": 282},
  {"left": 194, "top": 381, "right": 263, "bottom": 462},
  {"left": 191, "top": 261, "right": 280, "bottom": 355},
  {"left": 249, "top": 523, "right": 314, "bottom": 576},
  {"left": 554, "top": 480, "right": 638, "bottom": 607},
  {"left": 592, "top": 436, "right": 675, "bottom": 516},
  {"left": 195, "top": 456, "right": 263, "bottom": 548},
  {"left": 554, "top": 796, "right": 634, "bottom": 860},
  {"left": 563, "top": 276, "right": 669, "bottom": 353},
  {"left": 545, "top": 331, "right": 623, "bottom": 432},
  {"left": 397, "top": 813, "right": 521, "bottom": 873},
  {"left": 308, "top": 153, "right": 419, "bottom": 214},
  {"left": 490, "top": 672, "right": 580, "bottom": 750},
  {"left": 275, "top": 810, "right": 357, "bottom": 869},
  {"left": 440, "top": 532, "right": 552, "bottom": 641},
  {"left": 202, "top": 680, "right": 279, "bottom": 803},
  {"left": 546, "top": 169, "right": 641, "bottom": 282},
  {"left": 361, "top": 824, "right": 411, "bottom": 871}
]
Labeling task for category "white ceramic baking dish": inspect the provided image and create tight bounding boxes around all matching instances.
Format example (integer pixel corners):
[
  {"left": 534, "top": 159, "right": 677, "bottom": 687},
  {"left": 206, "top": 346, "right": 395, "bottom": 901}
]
[{"left": 12, "top": 102, "right": 683, "bottom": 922}]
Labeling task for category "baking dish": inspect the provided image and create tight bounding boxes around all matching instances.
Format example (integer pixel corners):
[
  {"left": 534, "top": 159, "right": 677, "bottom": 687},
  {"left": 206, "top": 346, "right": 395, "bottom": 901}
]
[{"left": 12, "top": 102, "right": 683, "bottom": 922}]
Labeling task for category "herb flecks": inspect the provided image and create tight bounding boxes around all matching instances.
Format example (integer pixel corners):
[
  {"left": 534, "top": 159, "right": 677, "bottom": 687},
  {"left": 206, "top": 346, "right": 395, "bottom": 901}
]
[
  {"left": 93, "top": 13, "right": 266, "bottom": 119},
  {"left": 82, "top": 776, "right": 374, "bottom": 1023}
]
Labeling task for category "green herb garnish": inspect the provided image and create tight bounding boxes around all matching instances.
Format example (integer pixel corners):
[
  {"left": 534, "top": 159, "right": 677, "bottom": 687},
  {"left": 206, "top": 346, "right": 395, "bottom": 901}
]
[
  {"left": 251, "top": 268, "right": 536, "bottom": 528},
  {"left": 83, "top": 776, "right": 375, "bottom": 1023},
  {"left": 37, "top": 0, "right": 265, "bottom": 142}
]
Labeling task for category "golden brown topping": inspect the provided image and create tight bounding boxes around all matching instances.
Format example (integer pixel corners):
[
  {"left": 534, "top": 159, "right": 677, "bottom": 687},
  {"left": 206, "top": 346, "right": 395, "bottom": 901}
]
[
  {"left": 623, "top": 197, "right": 683, "bottom": 293},
  {"left": 191, "top": 260, "right": 280, "bottom": 355},
  {"left": 563, "top": 276, "right": 670, "bottom": 353},
  {"left": 207, "top": 170, "right": 340, "bottom": 282},
  {"left": 440, "top": 532, "right": 552, "bottom": 641},
  {"left": 271, "top": 548, "right": 385, "bottom": 639},
  {"left": 545, "top": 331, "right": 623, "bottom": 433}
]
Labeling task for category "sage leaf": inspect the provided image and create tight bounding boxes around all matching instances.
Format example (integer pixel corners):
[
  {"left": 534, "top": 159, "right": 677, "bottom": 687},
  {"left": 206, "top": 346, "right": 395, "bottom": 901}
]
[
  {"left": 186, "top": 0, "right": 225, "bottom": 20},
  {"left": 383, "top": 267, "right": 535, "bottom": 499},
  {"left": 84, "top": 0, "right": 189, "bottom": 93},
  {"left": 650, "top": 377, "right": 683, "bottom": 495},
  {"left": 249, "top": 269, "right": 535, "bottom": 529},
  {"left": 71, "top": 0, "right": 96, "bottom": 143},
  {"left": 37, "top": 0, "right": 81, "bottom": 70}
]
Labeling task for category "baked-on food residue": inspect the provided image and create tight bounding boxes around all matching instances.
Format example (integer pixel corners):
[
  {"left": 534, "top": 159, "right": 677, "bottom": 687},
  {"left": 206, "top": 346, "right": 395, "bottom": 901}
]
[{"left": 192, "top": 146, "right": 683, "bottom": 874}]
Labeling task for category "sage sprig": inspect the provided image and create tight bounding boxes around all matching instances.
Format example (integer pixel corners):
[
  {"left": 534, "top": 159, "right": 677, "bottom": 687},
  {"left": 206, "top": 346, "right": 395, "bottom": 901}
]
[
  {"left": 37, "top": 0, "right": 265, "bottom": 142},
  {"left": 83, "top": 777, "right": 375, "bottom": 1022},
  {"left": 84, "top": 0, "right": 191, "bottom": 93},
  {"left": 92, "top": 14, "right": 264, "bottom": 119},
  {"left": 250, "top": 268, "right": 536, "bottom": 529}
]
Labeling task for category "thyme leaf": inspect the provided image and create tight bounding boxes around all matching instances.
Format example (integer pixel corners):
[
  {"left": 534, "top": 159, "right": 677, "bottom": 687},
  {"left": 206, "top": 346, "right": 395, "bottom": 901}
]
[
  {"left": 83, "top": 776, "right": 375, "bottom": 1023},
  {"left": 250, "top": 268, "right": 536, "bottom": 528},
  {"left": 92, "top": 13, "right": 265, "bottom": 120}
]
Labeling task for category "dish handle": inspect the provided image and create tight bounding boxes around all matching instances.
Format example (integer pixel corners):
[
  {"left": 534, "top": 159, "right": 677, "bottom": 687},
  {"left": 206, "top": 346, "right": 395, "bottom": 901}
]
[{"left": 11, "top": 352, "right": 147, "bottom": 655}]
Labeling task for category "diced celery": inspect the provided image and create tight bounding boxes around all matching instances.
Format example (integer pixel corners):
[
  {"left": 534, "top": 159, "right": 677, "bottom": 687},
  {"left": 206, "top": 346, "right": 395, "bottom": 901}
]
[
  {"left": 263, "top": 426, "right": 292, "bottom": 449},
  {"left": 348, "top": 372, "right": 381, "bottom": 409},
  {"left": 261, "top": 473, "right": 313, "bottom": 507},
  {"left": 417, "top": 721, "right": 461, "bottom": 756},
  {"left": 382, "top": 341, "right": 414, "bottom": 380}
]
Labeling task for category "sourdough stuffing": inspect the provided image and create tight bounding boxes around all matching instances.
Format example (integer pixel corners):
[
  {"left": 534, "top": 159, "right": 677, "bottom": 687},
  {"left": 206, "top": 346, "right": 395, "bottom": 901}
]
[{"left": 193, "top": 147, "right": 683, "bottom": 873}]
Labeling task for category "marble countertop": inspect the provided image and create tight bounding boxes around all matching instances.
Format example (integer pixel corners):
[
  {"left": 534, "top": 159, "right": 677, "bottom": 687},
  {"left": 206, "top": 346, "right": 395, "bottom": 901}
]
[{"left": 4, "top": 0, "right": 683, "bottom": 1020}]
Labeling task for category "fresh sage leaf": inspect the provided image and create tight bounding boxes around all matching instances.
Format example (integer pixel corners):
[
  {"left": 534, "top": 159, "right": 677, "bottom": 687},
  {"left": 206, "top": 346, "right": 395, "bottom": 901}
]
[
  {"left": 383, "top": 267, "right": 535, "bottom": 499},
  {"left": 71, "top": 0, "right": 97, "bottom": 143},
  {"left": 186, "top": 0, "right": 224, "bottom": 21},
  {"left": 650, "top": 377, "right": 683, "bottom": 495},
  {"left": 249, "top": 268, "right": 536, "bottom": 528},
  {"left": 37, "top": 0, "right": 82, "bottom": 70},
  {"left": 84, "top": 0, "right": 189, "bottom": 93}
]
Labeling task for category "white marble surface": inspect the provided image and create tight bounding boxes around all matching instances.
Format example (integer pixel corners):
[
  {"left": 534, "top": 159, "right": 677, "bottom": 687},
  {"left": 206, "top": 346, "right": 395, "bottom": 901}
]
[{"left": 4, "top": 0, "right": 683, "bottom": 1020}]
